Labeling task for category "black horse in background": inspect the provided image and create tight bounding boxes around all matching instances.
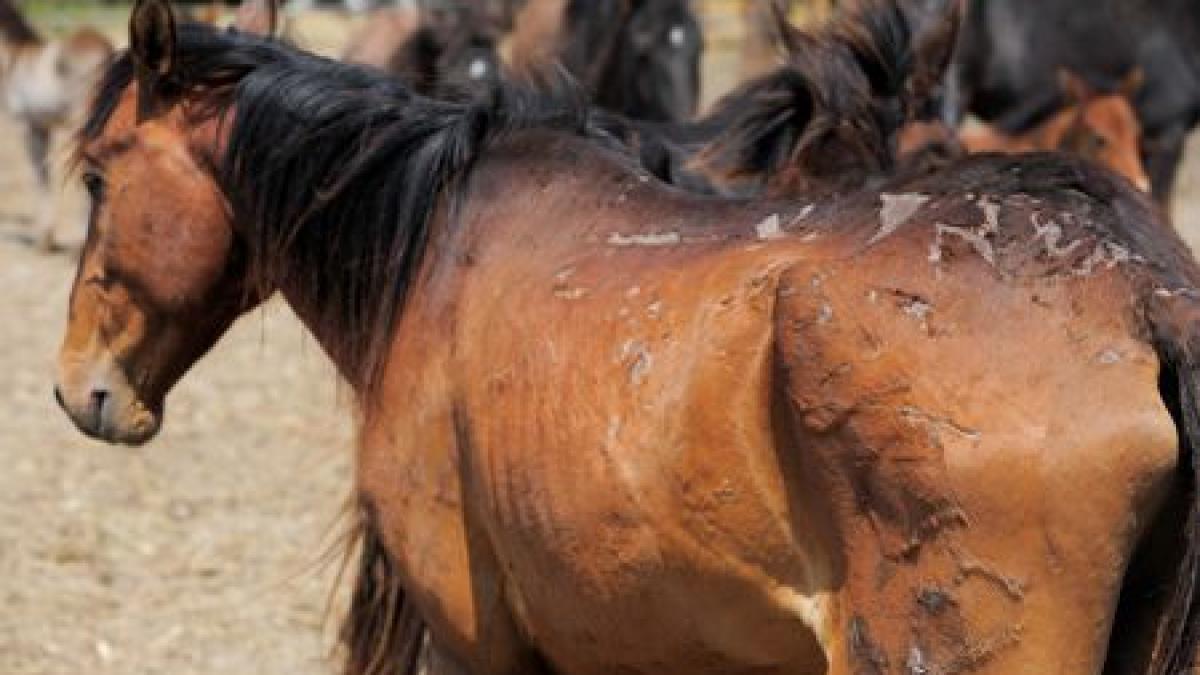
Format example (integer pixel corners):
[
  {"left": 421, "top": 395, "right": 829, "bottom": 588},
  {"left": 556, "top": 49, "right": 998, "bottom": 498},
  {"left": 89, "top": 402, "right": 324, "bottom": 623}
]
[
  {"left": 500, "top": 0, "right": 701, "bottom": 123},
  {"left": 946, "top": 0, "right": 1200, "bottom": 208}
]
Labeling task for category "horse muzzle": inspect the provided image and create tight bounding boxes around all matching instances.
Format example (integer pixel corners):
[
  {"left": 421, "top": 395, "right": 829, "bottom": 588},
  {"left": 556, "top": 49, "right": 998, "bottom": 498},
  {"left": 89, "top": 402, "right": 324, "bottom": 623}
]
[{"left": 54, "top": 364, "right": 161, "bottom": 445}]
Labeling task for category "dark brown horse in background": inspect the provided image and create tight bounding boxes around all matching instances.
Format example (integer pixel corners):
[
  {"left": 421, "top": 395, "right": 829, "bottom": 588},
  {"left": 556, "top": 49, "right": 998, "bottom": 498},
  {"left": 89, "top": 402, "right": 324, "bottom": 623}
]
[
  {"left": 0, "top": 0, "right": 112, "bottom": 250},
  {"left": 56, "top": 1, "right": 1200, "bottom": 674},
  {"left": 507, "top": 0, "right": 703, "bottom": 122},
  {"left": 343, "top": 2, "right": 503, "bottom": 99}
]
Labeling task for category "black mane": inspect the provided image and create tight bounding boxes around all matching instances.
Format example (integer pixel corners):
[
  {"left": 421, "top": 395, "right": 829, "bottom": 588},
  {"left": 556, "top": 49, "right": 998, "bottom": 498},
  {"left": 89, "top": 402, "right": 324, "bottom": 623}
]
[
  {"left": 698, "top": 0, "right": 939, "bottom": 191},
  {"left": 84, "top": 23, "right": 592, "bottom": 395}
]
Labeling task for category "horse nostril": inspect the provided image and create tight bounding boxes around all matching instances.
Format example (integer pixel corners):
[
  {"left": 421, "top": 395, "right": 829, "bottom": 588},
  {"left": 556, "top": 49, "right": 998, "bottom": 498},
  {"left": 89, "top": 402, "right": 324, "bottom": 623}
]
[
  {"left": 89, "top": 388, "right": 110, "bottom": 425},
  {"left": 53, "top": 386, "right": 65, "bottom": 409}
]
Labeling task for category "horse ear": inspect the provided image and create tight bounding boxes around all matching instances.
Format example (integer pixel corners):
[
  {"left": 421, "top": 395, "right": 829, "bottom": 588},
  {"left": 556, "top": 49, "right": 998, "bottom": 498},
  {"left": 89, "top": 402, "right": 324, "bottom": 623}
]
[
  {"left": 1119, "top": 67, "right": 1145, "bottom": 99},
  {"left": 129, "top": 0, "right": 177, "bottom": 120},
  {"left": 130, "top": 0, "right": 177, "bottom": 77},
  {"left": 1058, "top": 69, "right": 1093, "bottom": 105},
  {"left": 769, "top": 0, "right": 810, "bottom": 55},
  {"left": 907, "top": 0, "right": 964, "bottom": 113},
  {"left": 234, "top": 0, "right": 279, "bottom": 37}
]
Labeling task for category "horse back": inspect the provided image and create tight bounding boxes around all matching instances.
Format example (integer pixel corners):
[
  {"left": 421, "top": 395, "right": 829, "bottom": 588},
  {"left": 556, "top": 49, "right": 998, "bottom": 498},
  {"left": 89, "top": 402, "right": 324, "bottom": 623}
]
[{"left": 365, "top": 137, "right": 1185, "bottom": 673}]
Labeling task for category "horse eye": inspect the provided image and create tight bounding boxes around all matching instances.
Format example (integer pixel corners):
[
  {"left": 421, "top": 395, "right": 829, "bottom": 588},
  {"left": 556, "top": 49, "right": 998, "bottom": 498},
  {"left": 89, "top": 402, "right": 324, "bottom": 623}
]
[
  {"left": 82, "top": 171, "right": 105, "bottom": 201},
  {"left": 668, "top": 26, "right": 687, "bottom": 48},
  {"left": 469, "top": 58, "right": 490, "bottom": 80}
]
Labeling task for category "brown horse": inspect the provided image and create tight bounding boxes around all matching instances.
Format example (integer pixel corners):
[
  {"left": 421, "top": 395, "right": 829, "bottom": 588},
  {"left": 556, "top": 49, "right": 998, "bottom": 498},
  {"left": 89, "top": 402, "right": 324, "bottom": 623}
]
[
  {"left": 0, "top": 0, "right": 112, "bottom": 250},
  {"left": 57, "top": 2, "right": 1200, "bottom": 674},
  {"left": 961, "top": 70, "right": 1151, "bottom": 193}
]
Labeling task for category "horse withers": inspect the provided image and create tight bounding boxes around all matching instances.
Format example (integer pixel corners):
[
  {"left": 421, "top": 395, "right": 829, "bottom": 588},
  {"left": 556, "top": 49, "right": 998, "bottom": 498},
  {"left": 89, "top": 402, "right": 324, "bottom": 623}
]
[
  {"left": 0, "top": 0, "right": 112, "bottom": 250},
  {"left": 55, "top": 1, "right": 1200, "bottom": 673}
]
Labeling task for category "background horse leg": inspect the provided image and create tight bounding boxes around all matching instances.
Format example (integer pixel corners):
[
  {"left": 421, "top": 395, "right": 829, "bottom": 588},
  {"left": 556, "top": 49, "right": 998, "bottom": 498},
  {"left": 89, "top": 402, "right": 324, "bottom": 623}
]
[{"left": 23, "top": 122, "right": 57, "bottom": 251}]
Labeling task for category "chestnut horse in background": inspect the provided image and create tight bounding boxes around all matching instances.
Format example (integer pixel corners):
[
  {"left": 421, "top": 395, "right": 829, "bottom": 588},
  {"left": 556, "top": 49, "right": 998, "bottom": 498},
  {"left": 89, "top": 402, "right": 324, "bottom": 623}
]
[
  {"left": 57, "top": 1, "right": 1200, "bottom": 674},
  {"left": 961, "top": 70, "right": 1151, "bottom": 193},
  {"left": 0, "top": 0, "right": 111, "bottom": 250}
]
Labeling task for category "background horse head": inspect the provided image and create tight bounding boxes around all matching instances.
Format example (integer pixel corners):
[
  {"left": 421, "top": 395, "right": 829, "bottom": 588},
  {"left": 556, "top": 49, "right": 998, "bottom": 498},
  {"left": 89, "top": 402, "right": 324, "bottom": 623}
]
[
  {"left": 0, "top": 0, "right": 112, "bottom": 250},
  {"left": 605, "top": 0, "right": 703, "bottom": 122},
  {"left": 961, "top": 69, "right": 1151, "bottom": 192},
  {"left": 345, "top": 3, "right": 503, "bottom": 99},
  {"left": 511, "top": 0, "right": 703, "bottom": 122}
]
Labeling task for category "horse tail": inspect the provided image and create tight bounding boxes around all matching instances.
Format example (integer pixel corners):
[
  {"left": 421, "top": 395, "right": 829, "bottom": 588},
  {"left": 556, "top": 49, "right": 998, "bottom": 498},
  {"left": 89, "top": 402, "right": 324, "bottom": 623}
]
[
  {"left": 1145, "top": 287, "right": 1200, "bottom": 674},
  {"left": 342, "top": 499, "right": 426, "bottom": 675}
]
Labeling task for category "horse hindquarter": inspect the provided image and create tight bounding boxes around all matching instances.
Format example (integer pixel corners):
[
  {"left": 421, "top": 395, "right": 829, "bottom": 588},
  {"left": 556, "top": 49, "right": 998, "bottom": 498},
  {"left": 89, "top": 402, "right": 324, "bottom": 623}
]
[{"left": 771, "top": 235, "right": 1179, "bottom": 673}]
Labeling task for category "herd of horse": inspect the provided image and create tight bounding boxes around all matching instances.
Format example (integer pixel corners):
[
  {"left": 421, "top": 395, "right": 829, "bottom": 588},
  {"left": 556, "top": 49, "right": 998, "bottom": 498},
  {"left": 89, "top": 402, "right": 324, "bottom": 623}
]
[{"left": 4, "top": 0, "right": 1200, "bottom": 673}]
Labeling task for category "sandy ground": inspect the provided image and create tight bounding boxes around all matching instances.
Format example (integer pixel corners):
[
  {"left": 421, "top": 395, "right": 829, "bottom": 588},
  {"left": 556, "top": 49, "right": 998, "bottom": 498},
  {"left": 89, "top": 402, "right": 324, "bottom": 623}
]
[
  {"left": 2, "top": 6, "right": 1200, "bottom": 675},
  {"left": 0, "top": 116, "right": 357, "bottom": 674}
]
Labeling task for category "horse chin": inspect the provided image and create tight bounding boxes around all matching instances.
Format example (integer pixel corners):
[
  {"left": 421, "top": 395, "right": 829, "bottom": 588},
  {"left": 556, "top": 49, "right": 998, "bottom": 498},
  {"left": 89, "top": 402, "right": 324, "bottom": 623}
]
[
  {"left": 101, "top": 406, "right": 162, "bottom": 446},
  {"left": 66, "top": 396, "right": 162, "bottom": 446}
]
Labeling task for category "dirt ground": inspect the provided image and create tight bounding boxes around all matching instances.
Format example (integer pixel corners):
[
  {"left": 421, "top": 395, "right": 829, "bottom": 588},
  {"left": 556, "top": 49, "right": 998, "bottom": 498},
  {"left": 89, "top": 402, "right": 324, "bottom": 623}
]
[{"left": 2, "top": 6, "right": 1200, "bottom": 675}]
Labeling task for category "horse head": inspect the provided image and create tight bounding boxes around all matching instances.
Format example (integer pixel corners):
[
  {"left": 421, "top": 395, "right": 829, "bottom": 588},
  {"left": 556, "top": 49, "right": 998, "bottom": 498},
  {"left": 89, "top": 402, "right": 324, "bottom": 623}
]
[
  {"left": 618, "top": 0, "right": 703, "bottom": 122},
  {"left": 55, "top": 0, "right": 264, "bottom": 444},
  {"left": 1056, "top": 68, "right": 1150, "bottom": 192}
]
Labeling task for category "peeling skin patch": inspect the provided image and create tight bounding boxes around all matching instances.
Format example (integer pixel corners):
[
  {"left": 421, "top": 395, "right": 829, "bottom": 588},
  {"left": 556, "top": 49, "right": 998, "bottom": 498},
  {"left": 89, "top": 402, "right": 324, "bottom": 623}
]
[
  {"left": 607, "top": 231, "right": 681, "bottom": 247},
  {"left": 849, "top": 616, "right": 889, "bottom": 673},
  {"left": 755, "top": 213, "right": 785, "bottom": 241},
  {"left": 929, "top": 223, "right": 997, "bottom": 267},
  {"left": 904, "top": 300, "right": 932, "bottom": 322},
  {"left": 553, "top": 287, "right": 588, "bottom": 300},
  {"left": 1097, "top": 349, "right": 1122, "bottom": 365},
  {"left": 1030, "top": 213, "right": 1084, "bottom": 259},
  {"left": 899, "top": 407, "right": 981, "bottom": 442},
  {"left": 906, "top": 645, "right": 930, "bottom": 675},
  {"left": 816, "top": 304, "right": 834, "bottom": 325},
  {"left": 619, "top": 340, "right": 653, "bottom": 385},
  {"left": 977, "top": 195, "right": 1001, "bottom": 233},
  {"left": 1073, "top": 239, "right": 1141, "bottom": 276},
  {"left": 954, "top": 553, "right": 1026, "bottom": 601},
  {"left": 872, "top": 193, "right": 930, "bottom": 245},
  {"left": 552, "top": 266, "right": 588, "bottom": 300},
  {"left": 1155, "top": 287, "right": 1200, "bottom": 299}
]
